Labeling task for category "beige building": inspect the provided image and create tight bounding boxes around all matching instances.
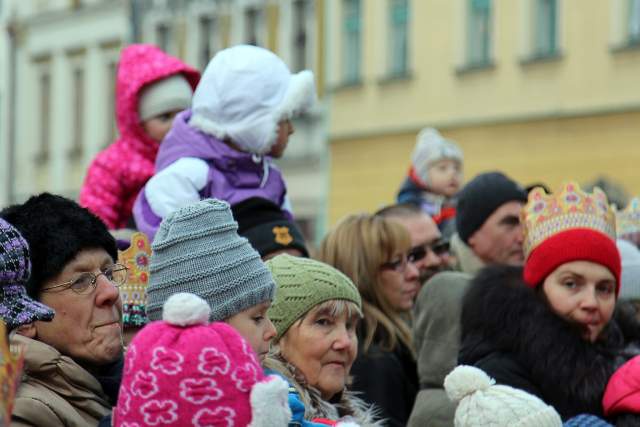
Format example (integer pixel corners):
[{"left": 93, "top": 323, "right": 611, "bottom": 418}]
[
  {"left": 325, "top": 0, "right": 640, "bottom": 224},
  {"left": 4, "top": 0, "right": 128, "bottom": 203}
]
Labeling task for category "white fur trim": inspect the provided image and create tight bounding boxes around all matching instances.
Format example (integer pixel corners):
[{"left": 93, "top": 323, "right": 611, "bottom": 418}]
[
  {"left": 162, "top": 293, "right": 211, "bottom": 326},
  {"left": 248, "top": 376, "right": 291, "bottom": 427},
  {"left": 336, "top": 422, "right": 362, "bottom": 427},
  {"left": 273, "top": 70, "right": 316, "bottom": 122},
  {"left": 444, "top": 365, "right": 494, "bottom": 403}
]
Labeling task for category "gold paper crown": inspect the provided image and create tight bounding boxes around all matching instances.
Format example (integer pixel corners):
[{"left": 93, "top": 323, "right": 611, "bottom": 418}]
[
  {"left": 117, "top": 232, "right": 152, "bottom": 328},
  {"left": 615, "top": 197, "right": 640, "bottom": 238},
  {"left": 522, "top": 182, "right": 616, "bottom": 257},
  {"left": 0, "top": 321, "right": 24, "bottom": 425}
]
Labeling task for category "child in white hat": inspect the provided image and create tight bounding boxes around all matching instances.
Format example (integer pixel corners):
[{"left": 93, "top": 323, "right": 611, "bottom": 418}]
[{"left": 134, "top": 45, "right": 317, "bottom": 242}]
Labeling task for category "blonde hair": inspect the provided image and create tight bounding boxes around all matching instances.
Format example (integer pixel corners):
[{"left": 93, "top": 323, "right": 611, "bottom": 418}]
[{"left": 317, "top": 213, "right": 415, "bottom": 358}]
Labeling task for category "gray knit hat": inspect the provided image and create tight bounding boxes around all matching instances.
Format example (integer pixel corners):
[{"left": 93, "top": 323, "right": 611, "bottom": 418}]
[
  {"left": 146, "top": 199, "right": 276, "bottom": 322},
  {"left": 266, "top": 254, "right": 362, "bottom": 340}
]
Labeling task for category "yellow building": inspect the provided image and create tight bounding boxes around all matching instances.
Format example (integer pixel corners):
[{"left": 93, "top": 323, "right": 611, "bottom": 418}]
[{"left": 325, "top": 0, "right": 640, "bottom": 224}]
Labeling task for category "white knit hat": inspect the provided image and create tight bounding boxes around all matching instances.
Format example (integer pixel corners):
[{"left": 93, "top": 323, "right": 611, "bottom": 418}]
[
  {"left": 138, "top": 74, "right": 194, "bottom": 121},
  {"left": 444, "top": 365, "right": 562, "bottom": 427},
  {"left": 189, "top": 44, "right": 316, "bottom": 155},
  {"left": 617, "top": 239, "right": 640, "bottom": 300},
  {"left": 411, "top": 128, "right": 463, "bottom": 186}
]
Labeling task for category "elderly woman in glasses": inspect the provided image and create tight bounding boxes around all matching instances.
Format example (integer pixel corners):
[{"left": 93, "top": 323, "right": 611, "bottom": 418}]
[
  {"left": 318, "top": 213, "right": 419, "bottom": 427},
  {"left": 1, "top": 193, "right": 125, "bottom": 427}
]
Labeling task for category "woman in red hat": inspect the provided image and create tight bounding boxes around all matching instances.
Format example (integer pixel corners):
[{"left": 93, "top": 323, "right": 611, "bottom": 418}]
[{"left": 458, "top": 182, "right": 640, "bottom": 422}]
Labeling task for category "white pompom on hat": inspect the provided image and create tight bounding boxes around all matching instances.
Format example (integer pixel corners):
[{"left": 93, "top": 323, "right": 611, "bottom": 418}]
[
  {"left": 162, "top": 292, "right": 211, "bottom": 326},
  {"left": 189, "top": 44, "right": 316, "bottom": 155},
  {"left": 138, "top": 74, "right": 194, "bottom": 121},
  {"left": 444, "top": 365, "right": 562, "bottom": 427}
]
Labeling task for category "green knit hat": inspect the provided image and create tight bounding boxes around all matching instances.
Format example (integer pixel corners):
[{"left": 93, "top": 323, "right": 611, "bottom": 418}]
[{"left": 266, "top": 254, "right": 362, "bottom": 340}]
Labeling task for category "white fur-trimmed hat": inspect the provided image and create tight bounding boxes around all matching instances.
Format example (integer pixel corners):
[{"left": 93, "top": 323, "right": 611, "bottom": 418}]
[
  {"left": 444, "top": 365, "right": 562, "bottom": 427},
  {"left": 189, "top": 45, "right": 316, "bottom": 155}
]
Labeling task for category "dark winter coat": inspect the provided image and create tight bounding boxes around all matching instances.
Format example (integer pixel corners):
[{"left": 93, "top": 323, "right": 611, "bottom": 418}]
[
  {"left": 459, "top": 265, "right": 640, "bottom": 421},
  {"left": 350, "top": 324, "right": 418, "bottom": 427}
]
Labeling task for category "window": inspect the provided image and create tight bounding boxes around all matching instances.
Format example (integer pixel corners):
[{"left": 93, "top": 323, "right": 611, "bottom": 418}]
[
  {"left": 36, "top": 71, "right": 51, "bottom": 163},
  {"left": 629, "top": 0, "right": 640, "bottom": 42},
  {"left": 70, "top": 67, "right": 84, "bottom": 159},
  {"left": 388, "top": 0, "right": 409, "bottom": 77},
  {"left": 467, "top": 0, "right": 492, "bottom": 66},
  {"left": 533, "top": 0, "right": 557, "bottom": 56},
  {"left": 156, "top": 23, "right": 171, "bottom": 53},
  {"left": 245, "top": 7, "right": 262, "bottom": 46},
  {"left": 292, "top": 0, "right": 309, "bottom": 71},
  {"left": 342, "top": 0, "right": 361, "bottom": 83},
  {"left": 199, "top": 16, "right": 216, "bottom": 70}
]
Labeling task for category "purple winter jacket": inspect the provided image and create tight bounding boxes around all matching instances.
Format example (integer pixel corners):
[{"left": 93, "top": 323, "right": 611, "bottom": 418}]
[{"left": 133, "top": 109, "right": 290, "bottom": 241}]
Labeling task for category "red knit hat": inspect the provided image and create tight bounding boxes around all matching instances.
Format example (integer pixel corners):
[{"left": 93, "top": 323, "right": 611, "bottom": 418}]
[
  {"left": 522, "top": 183, "right": 621, "bottom": 293},
  {"left": 523, "top": 228, "right": 621, "bottom": 291}
]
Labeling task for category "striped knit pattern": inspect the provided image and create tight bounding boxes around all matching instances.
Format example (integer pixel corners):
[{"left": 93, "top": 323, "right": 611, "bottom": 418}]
[
  {"left": 266, "top": 254, "right": 362, "bottom": 339},
  {"left": 146, "top": 199, "right": 275, "bottom": 322}
]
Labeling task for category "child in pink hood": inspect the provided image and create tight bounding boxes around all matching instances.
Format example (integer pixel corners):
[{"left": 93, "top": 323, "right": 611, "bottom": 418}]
[{"left": 80, "top": 44, "right": 200, "bottom": 230}]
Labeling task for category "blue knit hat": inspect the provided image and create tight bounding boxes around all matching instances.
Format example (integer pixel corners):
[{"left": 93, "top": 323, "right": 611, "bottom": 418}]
[{"left": 146, "top": 199, "right": 276, "bottom": 322}]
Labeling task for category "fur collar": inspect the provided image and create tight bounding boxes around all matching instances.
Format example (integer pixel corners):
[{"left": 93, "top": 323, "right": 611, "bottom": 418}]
[{"left": 460, "top": 265, "right": 639, "bottom": 417}]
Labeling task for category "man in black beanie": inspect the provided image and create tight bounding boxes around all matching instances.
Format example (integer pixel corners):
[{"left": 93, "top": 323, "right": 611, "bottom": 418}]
[{"left": 450, "top": 171, "right": 528, "bottom": 274}]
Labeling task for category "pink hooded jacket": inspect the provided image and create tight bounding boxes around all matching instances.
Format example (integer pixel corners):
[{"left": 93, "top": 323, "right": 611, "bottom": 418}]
[{"left": 80, "top": 44, "right": 200, "bottom": 229}]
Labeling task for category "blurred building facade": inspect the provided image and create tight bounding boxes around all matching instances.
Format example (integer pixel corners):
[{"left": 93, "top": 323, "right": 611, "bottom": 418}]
[
  {"left": 1, "top": 0, "right": 9, "bottom": 206},
  {"left": 4, "top": 0, "right": 128, "bottom": 202},
  {"left": 132, "top": 0, "right": 329, "bottom": 242},
  {"left": 325, "top": 0, "right": 640, "bottom": 224}
]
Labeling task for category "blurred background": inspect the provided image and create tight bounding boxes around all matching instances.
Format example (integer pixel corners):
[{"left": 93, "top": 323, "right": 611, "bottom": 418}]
[{"left": 1, "top": 0, "right": 639, "bottom": 245}]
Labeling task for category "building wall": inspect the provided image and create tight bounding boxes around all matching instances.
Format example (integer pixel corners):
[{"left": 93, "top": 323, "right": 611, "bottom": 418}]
[
  {"left": 8, "top": 0, "right": 127, "bottom": 202},
  {"left": 0, "top": 0, "right": 9, "bottom": 206},
  {"left": 326, "top": 0, "right": 640, "bottom": 225},
  {"left": 329, "top": 110, "right": 640, "bottom": 223}
]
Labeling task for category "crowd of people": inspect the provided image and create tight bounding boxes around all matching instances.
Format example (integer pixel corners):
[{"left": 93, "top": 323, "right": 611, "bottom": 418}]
[{"left": 0, "top": 42, "right": 639, "bottom": 427}]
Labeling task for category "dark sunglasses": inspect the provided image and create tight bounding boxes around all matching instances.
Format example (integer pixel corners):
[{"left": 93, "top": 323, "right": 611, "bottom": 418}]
[{"left": 407, "top": 240, "right": 450, "bottom": 262}]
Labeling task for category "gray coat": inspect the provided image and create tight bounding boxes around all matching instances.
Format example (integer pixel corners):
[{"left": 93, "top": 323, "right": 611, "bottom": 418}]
[{"left": 408, "top": 271, "right": 470, "bottom": 427}]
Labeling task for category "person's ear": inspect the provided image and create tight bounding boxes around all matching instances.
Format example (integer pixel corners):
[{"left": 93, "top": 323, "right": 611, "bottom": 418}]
[{"left": 15, "top": 323, "right": 37, "bottom": 338}]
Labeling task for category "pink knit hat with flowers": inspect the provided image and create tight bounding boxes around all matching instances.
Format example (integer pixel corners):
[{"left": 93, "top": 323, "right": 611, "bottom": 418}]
[{"left": 114, "top": 293, "right": 291, "bottom": 427}]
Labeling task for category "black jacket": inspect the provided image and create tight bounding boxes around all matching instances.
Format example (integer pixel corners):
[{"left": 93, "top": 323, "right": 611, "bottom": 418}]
[
  {"left": 459, "top": 265, "right": 640, "bottom": 421},
  {"left": 351, "top": 325, "right": 418, "bottom": 427}
]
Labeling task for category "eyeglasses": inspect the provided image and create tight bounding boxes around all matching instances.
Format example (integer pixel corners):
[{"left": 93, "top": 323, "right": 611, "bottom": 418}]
[
  {"left": 381, "top": 252, "right": 419, "bottom": 273},
  {"left": 407, "top": 239, "right": 450, "bottom": 263},
  {"left": 41, "top": 264, "right": 128, "bottom": 295}
]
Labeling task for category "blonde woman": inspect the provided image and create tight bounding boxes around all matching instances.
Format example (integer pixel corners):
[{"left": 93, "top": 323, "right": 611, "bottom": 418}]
[{"left": 318, "top": 214, "right": 419, "bottom": 427}]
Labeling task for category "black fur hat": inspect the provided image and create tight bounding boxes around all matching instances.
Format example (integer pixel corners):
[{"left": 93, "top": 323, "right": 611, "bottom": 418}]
[{"left": 0, "top": 193, "right": 117, "bottom": 299}]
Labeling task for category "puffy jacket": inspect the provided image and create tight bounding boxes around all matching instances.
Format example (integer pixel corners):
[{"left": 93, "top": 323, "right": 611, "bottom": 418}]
[
  {"left": 11, "top": 334, "right": 114, "bottom": 426},
  {"left": 80, "top": 44, "right": 199, "bottom": 229}
]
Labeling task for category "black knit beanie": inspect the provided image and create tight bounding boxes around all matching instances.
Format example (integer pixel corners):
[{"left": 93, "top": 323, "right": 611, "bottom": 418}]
[
  {"left": 0, "top": 193, "right": 117, "bottom": 298},
  {"left": 231, "top": 197, "right": 309, "bottom": 259},
  {"left": 456, "top": 172, "right": 528, "bottom": 244}
]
